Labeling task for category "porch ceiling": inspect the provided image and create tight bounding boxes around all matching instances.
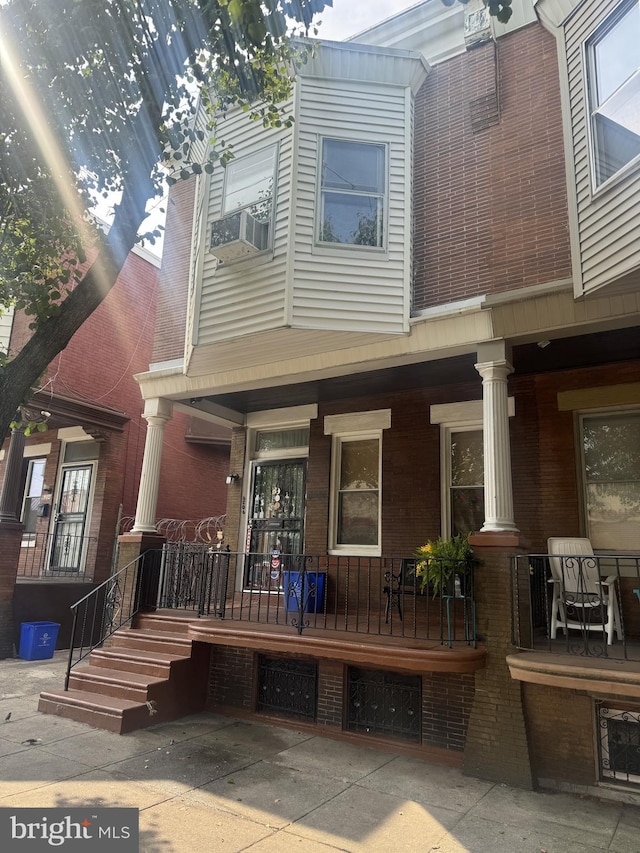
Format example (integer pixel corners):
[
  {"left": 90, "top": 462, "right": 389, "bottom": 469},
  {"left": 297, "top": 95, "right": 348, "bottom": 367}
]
[{"left": 180, "top": 326, "right": 638, "bottom": 416}]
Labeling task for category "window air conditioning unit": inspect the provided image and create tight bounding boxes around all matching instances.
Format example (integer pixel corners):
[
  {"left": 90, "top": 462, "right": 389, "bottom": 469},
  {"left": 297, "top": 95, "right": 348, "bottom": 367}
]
[{"left": 209, "top": 210, "right": 270, "bottom": 262}]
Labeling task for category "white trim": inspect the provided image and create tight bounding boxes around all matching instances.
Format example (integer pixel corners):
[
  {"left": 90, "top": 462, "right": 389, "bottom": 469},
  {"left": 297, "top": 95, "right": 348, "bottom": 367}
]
[
  {"left": 324, "top": 409, "right": 391, "bottom": 435},
  {"left": 23, "top": 443, "right": 52, "bottom": 458},
  {"left": 430, "top": 398, "right": 515, "bottom": 425},
  {"left": 247, "top": 404, "right": 318, "bottom": 429},
  {"left": 440, "top": 422, "right": 484, "bottom": 539},
  {"left": 56, "top": 426, "right": 94, "bottom": 443},
  {"left": 315, "top": 136, "right": 389, "bottom": 253},
  {"left": 328, "top": 430, "right": 383, "bottom": 557}
]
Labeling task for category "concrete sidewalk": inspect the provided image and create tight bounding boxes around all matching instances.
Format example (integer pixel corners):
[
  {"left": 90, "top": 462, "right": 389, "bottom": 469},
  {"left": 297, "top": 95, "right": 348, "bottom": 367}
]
[{"left": 1, "top": 652, "right": 640, "bottom": 852}]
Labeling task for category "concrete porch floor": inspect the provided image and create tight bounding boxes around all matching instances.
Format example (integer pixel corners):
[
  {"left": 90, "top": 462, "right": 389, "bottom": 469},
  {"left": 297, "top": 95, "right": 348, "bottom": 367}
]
[{"left": 1, "top": 651, "right": 640, "bottom": 852}]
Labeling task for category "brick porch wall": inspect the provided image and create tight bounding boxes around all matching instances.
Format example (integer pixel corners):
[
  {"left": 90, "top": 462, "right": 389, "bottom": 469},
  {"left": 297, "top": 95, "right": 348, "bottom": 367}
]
[
  {"left": 206, "top": 645, "right": 475, "bottom": 757},
  {"left": 463, "top": 543, "right": 534, "bottom": 789},
  {"left": 522, "top": 683, "right": 596, "bottom": 788}
]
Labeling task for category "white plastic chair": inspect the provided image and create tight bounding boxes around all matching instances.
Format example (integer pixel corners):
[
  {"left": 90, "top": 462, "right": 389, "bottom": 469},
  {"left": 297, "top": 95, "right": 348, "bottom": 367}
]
[{"left": 547, "top": 537, "right": 622, "bottom": 645}]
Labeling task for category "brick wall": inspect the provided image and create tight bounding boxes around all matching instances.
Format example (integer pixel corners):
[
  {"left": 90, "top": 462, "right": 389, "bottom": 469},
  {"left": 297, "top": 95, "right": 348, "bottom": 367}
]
[
  {"left": 463, "top": 543, "right": 533, "bottom": 789},
  {"left": 306, "top": 382, "right": 481, "bottom": 557},
  {"left": 523, "top": 683, "right": 596, "bottom": 787},
  {"left": 413, "top": 23, "right": 570, "bottom": 311},
  {"left": 317, "top": 660, "right": 343, "bottom": 728},
  {"left": 423, "top": 672, "right": 475, "bottom": 753},
  {"left": 207, "top": 645, "right": 254, "bottom": 711}
]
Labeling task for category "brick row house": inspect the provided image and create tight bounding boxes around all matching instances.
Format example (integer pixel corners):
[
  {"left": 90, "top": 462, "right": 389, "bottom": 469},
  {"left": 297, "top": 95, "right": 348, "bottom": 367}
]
[
  {"left": 40, "top": 0, "right": 640, "bottom": 795},
  {"left": 0, "top": 241, "right": 230, "bottom": 651}
]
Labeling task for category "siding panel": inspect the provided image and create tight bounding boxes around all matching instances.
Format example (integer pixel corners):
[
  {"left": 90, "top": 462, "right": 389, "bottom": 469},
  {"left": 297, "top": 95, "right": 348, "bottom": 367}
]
[
  {"left": 564, "top": 0, "right": 640, "bottom": 293},
  {"left": 195, "top": 108, "right": 294, "bottom": 346},
  {"left": 291, "top": 78, "right": 412, "bottom": 334}
]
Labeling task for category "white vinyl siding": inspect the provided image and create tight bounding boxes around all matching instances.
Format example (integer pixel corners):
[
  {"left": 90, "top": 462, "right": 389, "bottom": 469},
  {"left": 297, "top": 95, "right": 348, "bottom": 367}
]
[
  {"left": 195, "top": 110, "right": 293, "bottom": 346},
  {"left": 563, "top": 0, "right": 640, "bottom": 294},
  {"left": 291, "top": 78, "right": 412, "bottom": 334},
  {"left": 190, "top": 43, "right": 425, "bottom": 355}
]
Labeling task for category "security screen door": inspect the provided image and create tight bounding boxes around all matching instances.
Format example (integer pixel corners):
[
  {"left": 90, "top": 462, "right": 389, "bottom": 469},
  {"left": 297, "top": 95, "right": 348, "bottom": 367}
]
[
  {"left": 49, "top": 464, "right": 93, "bottom": 572},
  {"left": 245, "top": 460, "right": 306, "bottom": 589}
]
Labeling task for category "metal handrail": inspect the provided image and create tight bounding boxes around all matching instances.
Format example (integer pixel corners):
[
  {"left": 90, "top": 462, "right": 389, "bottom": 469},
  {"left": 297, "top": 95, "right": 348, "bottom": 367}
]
[{"left": 64, "top": 549, "right": 162, "bottom": 689}]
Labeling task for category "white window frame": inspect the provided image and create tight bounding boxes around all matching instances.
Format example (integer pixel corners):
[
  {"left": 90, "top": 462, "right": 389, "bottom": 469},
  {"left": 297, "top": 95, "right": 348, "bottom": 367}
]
[
  {"left": 325, "top": 410, "right": 390, "bottom": 557},
  {"left": 222, "top": 143, "right": 278, "bottom": 222},
  {"left": 317, "top": 137, "right": 387, "bottom": 250},
  {"left": 585, "top": 0, "right": 640, "bottom": 191},
  {"left": 440, "top": 423, "right": 484, "bottom": 539},
  {"left": 20, "top": 457, "right": 47, "bottom": 543},
  {"left": 577, "top": 407, "right": 640, "bottom": 552}
]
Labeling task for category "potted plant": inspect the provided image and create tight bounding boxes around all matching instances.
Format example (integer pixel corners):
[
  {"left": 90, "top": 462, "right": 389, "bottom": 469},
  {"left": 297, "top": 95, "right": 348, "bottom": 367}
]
[{"left": 415, "top": 534, "right": 473, "bottom": 597}]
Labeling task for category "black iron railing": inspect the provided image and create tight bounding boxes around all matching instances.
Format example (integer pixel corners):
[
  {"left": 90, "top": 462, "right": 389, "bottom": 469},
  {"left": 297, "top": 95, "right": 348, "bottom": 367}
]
[
  {"left": 512, "top": 553, "right": 640, "bottom": 659},
  {"left": 157, "top": 548, "right": 475, "bottom": 647},
  {"left": 65, "top": 549, "right": 162, "bottom": 689},
  {"left": 158, "top": 542, "right": 230, "bottom": 616},
  {"left": 17, "top": 531, "right": 98, "bottom": 578}
]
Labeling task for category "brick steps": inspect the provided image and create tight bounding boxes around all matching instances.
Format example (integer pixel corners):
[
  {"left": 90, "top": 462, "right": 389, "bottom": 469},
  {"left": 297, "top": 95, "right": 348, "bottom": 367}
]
[{"left": 38, "top": 612, "right": 210, "bottom": 734}]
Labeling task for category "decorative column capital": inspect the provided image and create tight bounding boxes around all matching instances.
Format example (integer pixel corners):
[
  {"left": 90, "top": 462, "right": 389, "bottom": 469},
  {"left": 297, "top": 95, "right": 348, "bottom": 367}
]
[
  {"left": 142, "top": 397, "right": 173, "bottom": 422},
  {"left": 474, "top": 359, "right": 514, "bottom": 383}
]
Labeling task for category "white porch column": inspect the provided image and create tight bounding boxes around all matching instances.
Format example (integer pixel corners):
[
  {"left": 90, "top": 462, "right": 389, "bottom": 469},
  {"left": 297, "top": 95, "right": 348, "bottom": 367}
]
[
  {"left": 132, "top": 398, "right": 173, "bottom": 533},
  {"left": 475, "top": 343, "right": 518, "bottom": 533}
]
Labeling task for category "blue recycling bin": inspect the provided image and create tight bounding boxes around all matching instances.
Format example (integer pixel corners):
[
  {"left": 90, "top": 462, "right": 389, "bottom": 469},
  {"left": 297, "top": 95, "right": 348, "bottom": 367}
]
[
  {"left": 18, "top": 622, "right": 61, "bottom": 661},
  {"left": 283, "top": 571, "right": 326, "bottom": 614}
]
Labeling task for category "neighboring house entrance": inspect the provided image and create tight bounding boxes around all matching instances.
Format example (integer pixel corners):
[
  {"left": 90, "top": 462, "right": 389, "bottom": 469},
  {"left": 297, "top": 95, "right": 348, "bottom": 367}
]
[
  {"left": 50, "top": 463, "right": 94, "bottom": 573},
  {"left": 245, "top": 459, "right": 306, "bottom": 590}
]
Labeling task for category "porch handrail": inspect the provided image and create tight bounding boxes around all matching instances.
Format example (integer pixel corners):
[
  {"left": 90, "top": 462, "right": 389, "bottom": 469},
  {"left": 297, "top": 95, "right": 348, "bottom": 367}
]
[
  {"left": 156, "top": 547, "right": 476, "bottom": 647},
  {"left": 64, "top": 549, "right": 162, "bottom": 690}
]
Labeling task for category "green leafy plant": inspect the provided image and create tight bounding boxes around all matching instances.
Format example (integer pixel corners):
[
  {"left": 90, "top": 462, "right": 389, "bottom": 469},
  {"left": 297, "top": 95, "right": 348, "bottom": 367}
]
[{"left": 415, "top": 534, "right": 473, "bottom": 596}]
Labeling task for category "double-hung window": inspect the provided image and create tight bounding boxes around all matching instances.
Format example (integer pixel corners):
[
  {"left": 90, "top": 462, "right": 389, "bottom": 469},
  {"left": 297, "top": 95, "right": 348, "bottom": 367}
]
[
  {"left": 580, "top": 410, "right": 640, "bottom": 550},
  {"left": 333, "top": 436, "right": 381, "bottom": 549},
  {"left": 447, "top": 428, "right": 484, "bottom": 538},
  {"left": 325, "top": 410, "right": 390, "bottom": 555},
  {"left": 211, "top": 145, "right": 277, "bottom": 257},
  {"left": 222, "top": 145, "right": 277, "bottom": 222},
  {"left": 319, "top": 138, "right": 386, "bottom": 247},
  {"left": 21, "top": 458, "right": 46, "bottom": 540},
  {"left": 587, "top": 1, "right": 640, "bottom": 187}
]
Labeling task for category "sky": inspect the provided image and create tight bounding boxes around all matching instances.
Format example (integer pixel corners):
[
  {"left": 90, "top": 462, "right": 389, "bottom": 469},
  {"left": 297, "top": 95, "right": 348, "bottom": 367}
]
[{"left": 314, "top": 0, "right": 421, "bottom": 41}]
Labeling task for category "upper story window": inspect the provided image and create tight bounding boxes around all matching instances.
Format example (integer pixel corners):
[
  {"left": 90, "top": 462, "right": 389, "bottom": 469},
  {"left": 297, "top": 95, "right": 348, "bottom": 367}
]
[
  {"left": 222, "top": 145, "right": 277, "bottom": 222},
  {"left": 587, "top": 1, "right": 640, "bottom": 187},
  {"left": 210, "top": 145, "right": 277, "bottom": 261},
  {"left": 319, "top": 139, "right": 386, "bottom": 248}
]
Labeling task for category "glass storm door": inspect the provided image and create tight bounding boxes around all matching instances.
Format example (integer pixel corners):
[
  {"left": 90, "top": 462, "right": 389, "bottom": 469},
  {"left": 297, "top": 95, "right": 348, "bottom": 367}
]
[
  {"left": 49, "top": 465, "right": 93, "bottom": 572},
  {"left": 245, "top": 460, "right": 306, "bottom": 589}
]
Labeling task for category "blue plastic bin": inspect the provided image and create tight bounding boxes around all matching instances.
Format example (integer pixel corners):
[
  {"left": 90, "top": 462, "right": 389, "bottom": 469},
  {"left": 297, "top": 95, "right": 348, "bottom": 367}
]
[
  {"left": 18, "top": 622, "right": 61, "bottom": 661},
  {"left": 283, "top": 571, "right": 326, "bottom": 614}
]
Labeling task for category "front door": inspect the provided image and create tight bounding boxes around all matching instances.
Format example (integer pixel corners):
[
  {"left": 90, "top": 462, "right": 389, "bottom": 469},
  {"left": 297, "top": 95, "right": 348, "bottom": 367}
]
[
  {"left": 49, "top": 464, "right": 93, "bottom": 572},
  {"left": 245, "top": 460, "right": 306, "bottom": 589}
]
